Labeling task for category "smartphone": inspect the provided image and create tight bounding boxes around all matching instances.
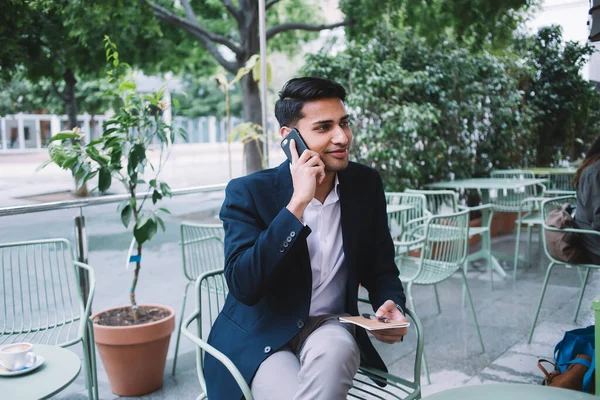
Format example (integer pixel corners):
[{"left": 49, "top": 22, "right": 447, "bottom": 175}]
[{"left": 281, "top": 128, "right": 309, "bottom": 162}]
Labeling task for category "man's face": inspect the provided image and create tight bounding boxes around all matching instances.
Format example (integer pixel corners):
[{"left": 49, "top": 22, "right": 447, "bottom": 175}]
[{"left": 282, "top": 97, "right": 353, "bottom": 173}]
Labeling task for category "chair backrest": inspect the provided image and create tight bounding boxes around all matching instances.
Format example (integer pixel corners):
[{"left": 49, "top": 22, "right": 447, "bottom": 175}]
[
  {"left": 181, "top": 222, "right": 225, "bottom": 282},
  {"left": 404, "top": 189, "right": 458, "bottom": 215},
  {"left": 490, "top": 169, "right": 535, "bottom": 180},
  {"left": 0, "top": 239, "right": 94, "bottom": 347},
  {"left": 385, "top": 192, "right": 427, "bottom": 221},
  {"left": 421, "top": 210, "right": 470, "bottom": 266},
  {"left": 385, "top": 192, "right": 428, "bottom": 238},
  {"left": 489, "top": 170, "right": 539, "bottom": 211},
  {"left": 194, "top": 270, "right": 230, "bottom": 394},
  {"left": 548, "top": 172, "right": 576, "bottom": 192},
  {"left": 397, "top": 209, "right": 470, "bottom": 284}
]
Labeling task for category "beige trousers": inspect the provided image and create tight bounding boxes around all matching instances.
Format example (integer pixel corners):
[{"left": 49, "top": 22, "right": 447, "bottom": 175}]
[{"left": 250, "top": 316, "right": 361, "bottom": 400}]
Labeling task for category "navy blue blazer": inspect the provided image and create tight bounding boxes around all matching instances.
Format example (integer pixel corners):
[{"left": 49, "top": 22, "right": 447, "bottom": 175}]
[{"left": 205, "top": 161, "right": 406, "bottom": 400}]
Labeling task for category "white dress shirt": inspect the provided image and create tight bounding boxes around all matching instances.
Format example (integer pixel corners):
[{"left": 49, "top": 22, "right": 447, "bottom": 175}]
[{"left": 303, "top": 174, "right": 347, "bottom": 316}]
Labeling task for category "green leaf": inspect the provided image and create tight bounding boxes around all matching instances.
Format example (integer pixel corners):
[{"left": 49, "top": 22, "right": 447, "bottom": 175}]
[
  {"left": 98, "top": 167, "right": 112, "bottom": 193},
  {"left": 134, "top": 216, "right": 157, "bottom": 245},
  {"left": 157, "top": 216, "right": 166, "bottom": 232},
  {"left": 35, "top": 159, "right": 53, "bottom": 172},
  {"left": 49, "top": 132, "right": 79, "bottom": 142},
  {"left": 118, "top": 80, "right": 136, "bottom": 93},
  {"left": 152, "top": 189, "right": 162, "bottom": 204},
  {"left": 149, "top": 179, "right": 157, "bottom": 187},
  {"left": 160, "top": 182, "right": 171, "bottom": 197},
  {"left": 117, "top": 200, "right": 129, "bottom": 213},
  {"left": 121, "top": 204, "right": 132, "bottom": 227},
  {"left": 81, "top": 170, "right": 98, "bottom": 185},
  {"left": 158, "top": 207, "right": 171, "bottom": 214}
]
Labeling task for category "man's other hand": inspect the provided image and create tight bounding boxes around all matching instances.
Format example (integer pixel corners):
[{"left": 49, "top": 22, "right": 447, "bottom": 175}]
[{"left": 371, "top": 300, "right": 408, "bottom": 344}]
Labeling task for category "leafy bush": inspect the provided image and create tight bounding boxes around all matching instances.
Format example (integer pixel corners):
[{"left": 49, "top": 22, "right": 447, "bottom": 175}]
[
  {"left": 303, "top": 28, "right": 532, "bottom": 190},
  {"left": 518, "top": 25, "right": 600, "bottom": 165}
]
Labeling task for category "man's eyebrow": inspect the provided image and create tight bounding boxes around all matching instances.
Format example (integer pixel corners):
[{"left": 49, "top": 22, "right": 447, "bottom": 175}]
[{"left": 311, "top": 115, "right": 350, "bottom": 125}]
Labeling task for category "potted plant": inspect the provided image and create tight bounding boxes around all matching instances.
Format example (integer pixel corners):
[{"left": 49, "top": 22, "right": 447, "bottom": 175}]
[{"left": 44, "top": 36, "right": 185, "bottom": 396}]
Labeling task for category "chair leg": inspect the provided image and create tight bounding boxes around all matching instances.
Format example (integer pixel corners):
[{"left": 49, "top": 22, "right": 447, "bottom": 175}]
[
  {"left": 434, "top": 284, "right": 441, "bottom": 314},
  {"left": 462, "top": 263, "right": 467, "bottom": 309},
  {"left": 528, "top": 262, "right": 556, "bottom": 343},
  {"left": 407, "top": 283, "right": 431, "bottom": 385},
  {"left": 460, "top": 269, "right": 485, "bottom": 353},
  {"left": 84, "top": 318, "right": 99, "bottom": 400},
  {"left": 513, "top": 221, "right": 522, "bottom": 283},
  {"left": 527, "top": 224, "right": 533, "bottom": 265},
  {"left": 574, "top": 267, "right": 591, "bottom": 323},
  {"left": 172, "top": 281, "right": 193, "bottom": 376}
]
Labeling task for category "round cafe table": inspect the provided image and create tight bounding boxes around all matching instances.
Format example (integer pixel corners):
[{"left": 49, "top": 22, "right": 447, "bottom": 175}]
[
  {"left": 425, "top": 383, "right": 597, "bottom": 400},
  {"left": 0, "top": 344, "right": 81, "bottom": 400}
]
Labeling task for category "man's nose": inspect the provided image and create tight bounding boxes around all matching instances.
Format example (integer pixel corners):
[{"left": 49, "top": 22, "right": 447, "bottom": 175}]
[{"left": 332, "top": 126, "right": 349, "bottom": 144}]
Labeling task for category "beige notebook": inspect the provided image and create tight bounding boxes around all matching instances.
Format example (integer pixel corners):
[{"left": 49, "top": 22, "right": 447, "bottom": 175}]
[{"left": 338, "top": 316, "right": 410, "bottom": 331}]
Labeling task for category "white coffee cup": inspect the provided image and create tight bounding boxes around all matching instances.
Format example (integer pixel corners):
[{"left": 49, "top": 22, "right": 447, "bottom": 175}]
[{"left": 0, "top": 343, "right": 36, "bottom": 371}]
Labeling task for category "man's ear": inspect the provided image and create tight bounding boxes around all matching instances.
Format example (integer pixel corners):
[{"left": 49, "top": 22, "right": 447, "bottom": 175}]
[{"left": 280, "top": 126, "right": 292, "bottom": 139}]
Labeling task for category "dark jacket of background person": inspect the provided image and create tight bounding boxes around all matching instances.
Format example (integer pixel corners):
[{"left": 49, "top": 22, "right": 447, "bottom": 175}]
[
  {"left": 204, "top": 161, "right": 407, "bottom": 400},
  {"left": 576, "top": 159, "right": 600, "bottom": 264}
]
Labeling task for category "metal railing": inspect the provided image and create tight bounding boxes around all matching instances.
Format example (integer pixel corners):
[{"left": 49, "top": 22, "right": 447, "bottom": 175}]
[{"left": 0, "top": 183, "right": 228, "bottom": 307}]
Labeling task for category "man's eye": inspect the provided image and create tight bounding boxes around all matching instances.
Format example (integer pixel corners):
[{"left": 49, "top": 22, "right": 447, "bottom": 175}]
[
  {"left": 316, "top": 125, "right": 330, "bottom": 131},
  {"left": 340, "top": 121, "right": 351, "bottom": 127}
]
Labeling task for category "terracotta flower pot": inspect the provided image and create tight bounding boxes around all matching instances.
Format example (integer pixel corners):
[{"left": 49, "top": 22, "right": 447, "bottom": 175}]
[{"left": 92, "top": 304, "right": 175, "bottom": 397}]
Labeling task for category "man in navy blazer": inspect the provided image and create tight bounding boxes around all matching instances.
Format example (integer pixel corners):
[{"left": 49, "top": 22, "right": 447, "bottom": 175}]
[{"left": 205, "top": 77, "right": 407, "bottom": 399}]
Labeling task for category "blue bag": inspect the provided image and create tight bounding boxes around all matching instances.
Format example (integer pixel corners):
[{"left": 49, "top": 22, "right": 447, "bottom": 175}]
[{"left": 553, "top": 325, "right": 595, "bottom": 393}]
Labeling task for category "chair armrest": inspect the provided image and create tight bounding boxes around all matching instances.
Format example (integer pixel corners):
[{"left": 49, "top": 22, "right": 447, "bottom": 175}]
[
  {"left": 517, "top": 196, "right": 545, "bottom": 213},
  {"left": 355, "top": 299, "right": 424, "bottom": 387},
  {"left": 74, "top": 261, "right": 96, "bottom": 341},
  {"left": 542, "top": 225, "right": 600, "bottom": 237},
  {"left": 458, "top": 203, "right": 493, "bottom": 212},
  {"left": 181, "top": 310, "right": 254, "bottom": 400}
]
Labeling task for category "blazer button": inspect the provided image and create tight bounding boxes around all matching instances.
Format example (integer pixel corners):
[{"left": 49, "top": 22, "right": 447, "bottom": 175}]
[
  {"left": 286, "top": 236, "right": 292, "bottom": 243},
  {"left": 279, "top": 247, "right": 285, "bottom": 253},
  {"left": 290, "top": 231, "right": 296, "bottom": 237},
  {"left": 297, "top": 320, "right": 304, "bottom": 329},
  {"left": 283, "top": 241, "right": 289, "bottom": 248},
  {"left": 264, "top": 346, "right": 271, "bottom": 353}
]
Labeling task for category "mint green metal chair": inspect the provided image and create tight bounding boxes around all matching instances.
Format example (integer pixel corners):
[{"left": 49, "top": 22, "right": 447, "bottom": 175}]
[
  {"left": 181, "top": 269, "right": 424, "bottom": 400},
  {"left": 0, "top": 239, "right": 98, "bottom": 399},
  {"left": 385, "top": 192, "right": 429, "bottom": 239},
  {"left": 405, "top": 189, "right": 496, "bottom": 289},
  {"left": 546, "top": 171, "right": 576, "bottom": 194},
  {"left": 395, "top": 210, "right": 485, "bottom": 346},
  {"left": 172, "top": 222, "right": 224, "bottom": 376},
  {"left": 491, "top": 170, "right": 548, "bottom": 280},
  {"left": 394, "top": 209, "right": 485, "bottom": 386},
  {"left": 528, "top": 196, "right": 600, "bottom": 343}
]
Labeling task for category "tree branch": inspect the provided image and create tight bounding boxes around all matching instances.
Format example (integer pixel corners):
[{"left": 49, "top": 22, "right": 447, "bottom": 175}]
[
  {"left": 265, "top": 0, "right": 282, "bottom": 10},
  {"left": 145, "top": 0, "right": 243, "bottom": 67},
  {"left": 266, "top": 20, "right": 354, "bottom": 40},
  {"left": 221, "top": 0, "right": 241, "bottom": 22},
  {"left": 179, "top": 0, "right": 197, "bottom": 22},
  {"left": 265, "top": 0, "right": 283, "bottom": 10},
  {"left": 51, "top": 81, "right": 68, "bottom": 102}
]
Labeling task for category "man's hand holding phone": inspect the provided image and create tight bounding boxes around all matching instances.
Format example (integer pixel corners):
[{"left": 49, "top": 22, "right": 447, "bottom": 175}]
[{"left": 286, "top": 138, "right": 326, "bottom": 222}]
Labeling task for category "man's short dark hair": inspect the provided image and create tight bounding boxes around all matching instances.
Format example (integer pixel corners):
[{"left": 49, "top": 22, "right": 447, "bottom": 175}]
[{"left": 274, "top": 77, "right": 347, "bottom": 128}]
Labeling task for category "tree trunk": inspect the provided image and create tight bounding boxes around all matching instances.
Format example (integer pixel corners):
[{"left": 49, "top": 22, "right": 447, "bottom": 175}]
[
  {"left": 240, "top": 74, "right": 264, "bottom": 174},
  {"left": 63, "top": 68, "right": 89, "bottom": 197}
]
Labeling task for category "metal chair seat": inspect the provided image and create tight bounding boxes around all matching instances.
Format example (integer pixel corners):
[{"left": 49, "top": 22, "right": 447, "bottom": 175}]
[{"left": 397, "top": 255, "right": 457, "bottom": 285}]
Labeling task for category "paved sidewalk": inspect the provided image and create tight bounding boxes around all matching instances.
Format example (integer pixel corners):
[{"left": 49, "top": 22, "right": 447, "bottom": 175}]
[{"left": 0, "top": 147, "right": 597, "bottom": 399}]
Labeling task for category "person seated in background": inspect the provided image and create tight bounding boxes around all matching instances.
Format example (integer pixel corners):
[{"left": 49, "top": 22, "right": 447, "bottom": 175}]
[{"left": 574, "top": 135, "right": 600, "bottom": 264}]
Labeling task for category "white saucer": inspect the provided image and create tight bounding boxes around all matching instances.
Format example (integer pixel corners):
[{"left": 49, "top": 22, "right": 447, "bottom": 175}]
[{"left": 0, "top": 355, "right": 45, "bottom": 377}]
